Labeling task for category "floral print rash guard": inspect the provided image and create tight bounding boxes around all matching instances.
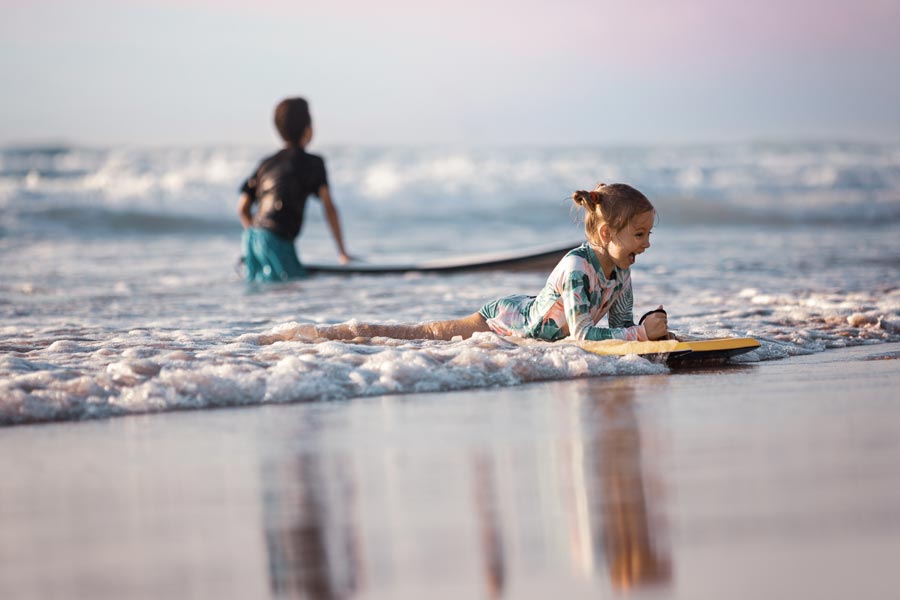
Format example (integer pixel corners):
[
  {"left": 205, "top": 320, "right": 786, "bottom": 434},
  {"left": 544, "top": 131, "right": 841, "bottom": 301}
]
[{"left": 479, "top": 243, "right": 649, "bottom": 342}]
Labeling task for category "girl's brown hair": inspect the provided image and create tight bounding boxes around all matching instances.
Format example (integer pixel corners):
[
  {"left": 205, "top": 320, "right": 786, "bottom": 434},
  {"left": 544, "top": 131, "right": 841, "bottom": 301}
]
[{"left": 572, "top": 183, "right": 655, "bottom": 246}]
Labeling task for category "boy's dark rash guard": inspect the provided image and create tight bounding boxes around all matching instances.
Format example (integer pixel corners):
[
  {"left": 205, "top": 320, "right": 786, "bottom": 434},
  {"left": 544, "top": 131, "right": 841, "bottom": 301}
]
[{"left": 240, "top": 148, "right": 328, "bottom": 241}]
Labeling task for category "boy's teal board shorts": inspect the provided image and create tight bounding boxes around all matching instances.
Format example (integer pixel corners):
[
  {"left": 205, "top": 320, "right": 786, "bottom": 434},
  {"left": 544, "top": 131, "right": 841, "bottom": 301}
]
[{"left": 242, "top": 228, "right": 307, "bottom": 282}]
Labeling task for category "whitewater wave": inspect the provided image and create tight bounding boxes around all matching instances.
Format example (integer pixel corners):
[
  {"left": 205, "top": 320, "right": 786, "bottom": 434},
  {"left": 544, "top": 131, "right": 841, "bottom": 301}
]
[
  {"left": 3, "top": 280, "right": 899, "bottom": 426},
  {"left": 0, "top": 331, "right": 672, "bottom": 426},
  {"left": 2, "top": 143, "right": 899, "bottom": 237}
]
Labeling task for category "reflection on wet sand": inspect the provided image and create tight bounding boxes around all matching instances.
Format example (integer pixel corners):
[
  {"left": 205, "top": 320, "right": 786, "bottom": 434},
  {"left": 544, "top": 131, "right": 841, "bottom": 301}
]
[
  {"left": 471, "top": 452, "right": 506, "bottom": 598},
  {"left": 584, "top": 379, "right": 671, "bottom": 589},
  {"left": 5, "top": 345, "right": 897, "bottom": 600},
  {"left": 264, "top": 451, "right": 362, "bottom": 599},
  {"left": 260, "top": 377, "right": 671, "bottom": 597}
]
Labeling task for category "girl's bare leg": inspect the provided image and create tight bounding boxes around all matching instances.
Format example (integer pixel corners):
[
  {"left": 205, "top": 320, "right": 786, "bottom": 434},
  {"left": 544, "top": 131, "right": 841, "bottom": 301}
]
[{"left": 315, "top": 312, "right": 490, "bottom": 341}]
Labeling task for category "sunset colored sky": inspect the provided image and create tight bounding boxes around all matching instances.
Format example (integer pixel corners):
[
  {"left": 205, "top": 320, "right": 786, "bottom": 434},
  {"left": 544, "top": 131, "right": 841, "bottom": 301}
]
[{"left": 2, "top": 0, "right": 898, "bottom": 145}]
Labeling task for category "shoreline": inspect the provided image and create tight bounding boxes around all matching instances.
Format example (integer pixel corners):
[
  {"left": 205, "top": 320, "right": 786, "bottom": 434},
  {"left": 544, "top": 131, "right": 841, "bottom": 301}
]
[{"left": 3, "top": 338, "right": 898, "bottom": 429}]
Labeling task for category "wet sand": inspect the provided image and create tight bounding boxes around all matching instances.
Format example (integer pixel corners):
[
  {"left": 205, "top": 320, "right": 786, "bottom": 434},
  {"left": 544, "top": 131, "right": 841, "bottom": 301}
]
[{"left": 2, "top": 342, "right": 899, "bottom": 600}]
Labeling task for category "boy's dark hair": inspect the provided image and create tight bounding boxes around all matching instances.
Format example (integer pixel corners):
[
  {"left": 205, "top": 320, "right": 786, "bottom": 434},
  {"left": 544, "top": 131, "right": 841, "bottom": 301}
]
[{"left": 274, "top": 97, "right": 311, "bottom": 144}]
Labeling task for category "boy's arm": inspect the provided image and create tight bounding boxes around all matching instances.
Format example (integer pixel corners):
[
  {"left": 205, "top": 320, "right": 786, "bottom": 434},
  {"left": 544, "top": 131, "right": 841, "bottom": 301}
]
[
  {"left": 317, "top": 184, "right": 350, "bottom": 264},
  {"left": 237, "top": 193, "right": 254, "bottom": 229}
]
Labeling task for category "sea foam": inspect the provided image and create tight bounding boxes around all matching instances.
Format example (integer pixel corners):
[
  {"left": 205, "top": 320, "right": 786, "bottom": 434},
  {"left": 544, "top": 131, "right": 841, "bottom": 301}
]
[{"left": 0, "top": 331, "right": 670, "bottom": 426}]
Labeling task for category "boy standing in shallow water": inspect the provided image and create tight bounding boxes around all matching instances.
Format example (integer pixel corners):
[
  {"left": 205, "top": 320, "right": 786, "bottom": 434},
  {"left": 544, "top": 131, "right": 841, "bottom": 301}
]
[{"left": 238, "top": 97, "right": 350, "bottom": 282}]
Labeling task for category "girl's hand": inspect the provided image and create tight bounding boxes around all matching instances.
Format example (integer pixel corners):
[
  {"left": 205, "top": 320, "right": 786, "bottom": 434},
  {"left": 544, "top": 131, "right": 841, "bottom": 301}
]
[{"left": 642, "top": 305, "right": 669, "bottom": 340}]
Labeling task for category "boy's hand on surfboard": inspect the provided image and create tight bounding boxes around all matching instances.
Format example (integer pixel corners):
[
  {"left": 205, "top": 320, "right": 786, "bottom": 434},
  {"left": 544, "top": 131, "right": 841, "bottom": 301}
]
[
  {"left": 340, "top": 253, "right": 367, "bottom": 265},
  {"left": 642, "top": 305, "right": 669, "bottom": 340}
]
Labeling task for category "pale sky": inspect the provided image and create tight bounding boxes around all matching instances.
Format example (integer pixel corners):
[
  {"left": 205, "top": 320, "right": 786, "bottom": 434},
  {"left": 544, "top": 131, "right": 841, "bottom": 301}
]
[{"left": 2, "top": 0, "right": 899, "bottom": 146}]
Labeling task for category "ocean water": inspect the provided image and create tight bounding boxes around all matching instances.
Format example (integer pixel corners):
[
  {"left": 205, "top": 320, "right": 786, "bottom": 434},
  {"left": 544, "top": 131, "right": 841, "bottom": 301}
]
[{"left": 2, "top": 142, "right": 899, "bottom": 425}]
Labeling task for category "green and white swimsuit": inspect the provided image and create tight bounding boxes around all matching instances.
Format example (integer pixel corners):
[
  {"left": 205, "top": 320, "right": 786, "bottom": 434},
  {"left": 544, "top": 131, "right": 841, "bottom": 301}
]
[{"left": 479, "top": 242, "right": 649, "bottom": 342}]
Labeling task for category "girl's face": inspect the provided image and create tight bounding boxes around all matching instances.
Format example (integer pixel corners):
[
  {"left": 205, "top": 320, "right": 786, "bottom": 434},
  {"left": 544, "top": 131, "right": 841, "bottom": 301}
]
[{"left": 600, "top": 210, "right": 655, "bottom": 271}]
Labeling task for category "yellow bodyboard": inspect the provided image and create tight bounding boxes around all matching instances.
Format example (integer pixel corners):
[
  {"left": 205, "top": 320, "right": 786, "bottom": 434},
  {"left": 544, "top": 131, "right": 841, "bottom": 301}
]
[
  {"left": 579, "top": 337, "right": 760, "bottom": 363},
  {"left": 580, "top": 338, "right": 683, "bottom": 356}
]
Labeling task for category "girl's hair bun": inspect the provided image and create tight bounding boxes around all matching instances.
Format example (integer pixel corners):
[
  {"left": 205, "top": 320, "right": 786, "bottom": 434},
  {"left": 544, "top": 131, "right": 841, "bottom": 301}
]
[
  {"left": 572, "top": 190, "right": 592, "bottom": 207},
  {"left": 573, "top": 189, "right": 605, "bottom": 208}
]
